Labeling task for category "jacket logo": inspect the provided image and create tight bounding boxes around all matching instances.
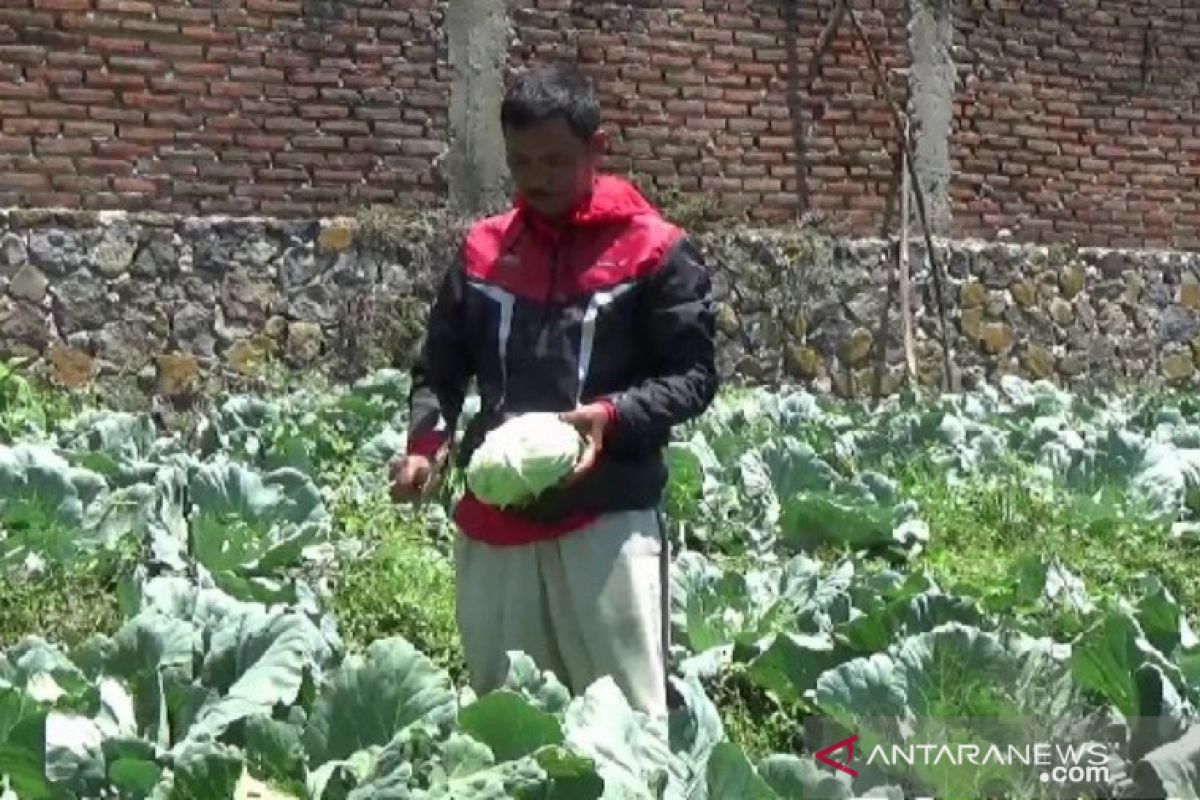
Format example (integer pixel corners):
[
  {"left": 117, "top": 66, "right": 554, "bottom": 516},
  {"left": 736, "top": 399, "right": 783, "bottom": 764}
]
[{"left": 592, "top": 259, "right": 629, "bottom": 279}]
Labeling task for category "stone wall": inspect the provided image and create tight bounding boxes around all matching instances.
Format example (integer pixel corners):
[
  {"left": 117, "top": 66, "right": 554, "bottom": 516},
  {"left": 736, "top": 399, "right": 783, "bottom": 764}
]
[
  {"left": 3, "top": 208, "right": 1200, "bottom": 407},
  {"left": 0, "top": 0, "right": 1197, "bottom": 249}
]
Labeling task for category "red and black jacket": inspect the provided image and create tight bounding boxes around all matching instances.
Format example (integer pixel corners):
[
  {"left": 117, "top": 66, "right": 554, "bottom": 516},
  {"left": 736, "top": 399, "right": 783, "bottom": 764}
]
[{"left": 404, "top": 176, "right": 719, "bottom": 545}]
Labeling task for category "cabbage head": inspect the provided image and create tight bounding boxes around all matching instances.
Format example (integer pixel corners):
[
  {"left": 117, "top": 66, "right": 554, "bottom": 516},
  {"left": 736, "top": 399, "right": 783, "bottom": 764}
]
[{"left": 465, "top": 412, "right": 584, "bottom": 508}]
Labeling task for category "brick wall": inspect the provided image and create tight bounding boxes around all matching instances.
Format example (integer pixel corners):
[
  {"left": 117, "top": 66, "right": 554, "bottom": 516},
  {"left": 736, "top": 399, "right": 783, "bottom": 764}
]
[
  {"left": 0, "top": 0, "right": 1197, "bottom": 251},
  {"left": 952, "top": 0, "right": 1200, "bottom": 250},
  {"left": 509, "top": 0, "right": 909, "bottom": 229},
  {"left": 0, "top": 0, "right": 447, "bottom": 216}
]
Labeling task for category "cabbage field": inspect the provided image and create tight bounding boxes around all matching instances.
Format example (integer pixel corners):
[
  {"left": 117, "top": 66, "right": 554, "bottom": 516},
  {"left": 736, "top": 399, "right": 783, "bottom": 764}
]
[{"left": 3, "top": 360, "right": 1200, "bottom": 799}]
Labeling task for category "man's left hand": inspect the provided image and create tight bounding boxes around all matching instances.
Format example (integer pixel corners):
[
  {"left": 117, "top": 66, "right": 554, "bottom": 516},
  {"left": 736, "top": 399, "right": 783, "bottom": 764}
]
[{"left": 559, "top": 402, "right": 611, "bottom": 482}]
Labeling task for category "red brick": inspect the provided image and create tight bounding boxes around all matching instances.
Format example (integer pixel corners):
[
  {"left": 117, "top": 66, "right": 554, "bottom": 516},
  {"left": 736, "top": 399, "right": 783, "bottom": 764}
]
[
  {"left": 121, "top": 126, "right": 173, "bottom": 144},
  {"left": 177, "top": 131, "right": 232, "bottom": 148},
  {"left": 151, "top": 78, "right": 206, "bottom": 96},
  {"left": 28, "top": 102, "right": 85, "bottom": 120},
  {"left": 265, "top": 117, "right": 316, "bottom": 133},
  {"left": 107, "top": 56, "right": 164, "bottom": 74},
  {"left": 148, "top": 43, "right": 203, "bottom": 59},
  {"left": 198, "top": 161, "right": 252, "bottom": 180},
  {"left": 33, "top": 0, "right": 90, "bottom": 10},
  {"left": 181, "top": 26, "right": 236, "bottom": 46},
  {"left": 730, "top": 118, "right": 769, "bottom": 133},
  {"left": 0, "top": 172, "right": 48, "bottom": 188},
  {"left": 0, "top": 11, "right": 47, "bottom": 36},
  {"left": 300, "top": 104, "right": 349, "bottom": 120},
  {"left": 1095, "top": 144, "right": 1128, "bottom": 158},
  {"left": 207, "top": 116, "right": 261, "bottom": 133},
  {"left": 246, "top": 0, "right": 301, "bottom": 13},
  {"left": 37, "top": 136, "right": 93, "bottom": 155},
  {"left": 46, "top": 53, "right": 102, "bottom": 70},
  {"left": 63, "top": 120, "right": 112, "bottom": 136},
  {"left": 0, "top": 82, "right": 48, "bottom": 100},
  {"left": 237, "top": 133, "right": 286, "bottom": 149},
  {"left": 112, "top": 176, "right": 155, "bottom": 192},
  {"left": 259, "top": 168, "right": 308, "bottom": 182},
  {"left": 87, "top": 36, "right": 144, "bottom": 55},
  {"left": 144, "top": 110, "right": 186, "bottom": 127},
  {"left": 4, "top": 118, "right": 58, "bottom": 134},
  {"left": 26, "top": 68, "right": 81, "bottom": 86},
  {"left": 56, "top": 87, "right": 111, "bottom": 104},
  {"left": 97, "top": 141, "right": 151, "bottom": 158},
  {"left": 26, "top": 190, "right": 81, "bottom": 207},
  {"left": 322, "top": 120, "right": 369, "bottom": 135},
  {"left": 260, "top": 201, "right": 314, "bottom": 216},
  {"left": 173, "top": 180, "right": 229, "bottom": 197},
  {"left": 0, "top": 45, "right": 45, "bottom": 65},
  {"left": 276, "top": 151, "right": 325, "bottom": 168},
  {"left": 294, "top": 135, "right": 344, "bottom": 150},
  {"left": 211, "top": 82, "right": 262, "bottom": 99},
  {"left": 118, "top": 18, "right": 176, "bottom": 36},
  {"left": 219, "top": 148, "right": 270, "bottom": 164},
  {"left": 96, "top": 0, "right": 153, "bottom": 12},
  {"left": 313, "top": 169, "right": 363, "bottom": 183},
  {"left": 86, "top": 70, "right": 145, "bottom": 89},
  {"left": 123, "top": 92, "right": 179, "bottom": 110},
  {"left": 0, "top": 133, "right": 29, "bottom": 152}
]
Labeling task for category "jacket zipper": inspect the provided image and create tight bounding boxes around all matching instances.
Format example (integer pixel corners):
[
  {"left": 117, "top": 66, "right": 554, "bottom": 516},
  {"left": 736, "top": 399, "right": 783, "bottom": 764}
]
[{"left": 541, "top": 229, "right": 564, "bottom": 332}]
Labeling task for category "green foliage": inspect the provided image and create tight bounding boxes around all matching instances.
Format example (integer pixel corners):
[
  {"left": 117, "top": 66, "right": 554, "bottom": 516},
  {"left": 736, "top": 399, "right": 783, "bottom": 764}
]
[
  {"left": 327, "top": 494, "right": 462, "bottom": 678},
  {"left": 352, "top": 202, "right": 467, "bottom": 257},
  {"left": 6, "top": 369, "right": 1200, "bottom": 797},
  {"left": 0, "top": 558, "right": 128, "bottom": 650},
  {"left": 0, "top": 359, "right": 81, "bottom": 445}
]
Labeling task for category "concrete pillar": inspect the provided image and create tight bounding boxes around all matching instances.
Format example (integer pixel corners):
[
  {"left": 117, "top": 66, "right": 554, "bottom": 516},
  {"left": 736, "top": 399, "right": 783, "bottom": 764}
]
[
  {"left": 907, "top": 0, "right": 955, "bottom": 236},
  {"left": 446, "top": 0, "right": 512, "bottom": 216}
]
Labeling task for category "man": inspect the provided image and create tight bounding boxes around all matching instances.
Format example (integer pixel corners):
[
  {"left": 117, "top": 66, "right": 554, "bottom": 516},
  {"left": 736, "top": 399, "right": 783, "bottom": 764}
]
[{"left": 390, "top": 62, "right": 718, "bottom": 719}]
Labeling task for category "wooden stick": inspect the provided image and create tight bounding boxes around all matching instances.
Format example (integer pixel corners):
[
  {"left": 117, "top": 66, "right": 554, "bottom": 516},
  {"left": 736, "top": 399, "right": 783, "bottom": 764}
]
[
  {"left": 846, "top": 6, "right": 955, "bottom": 392},
  {"left": 807, "top": 0, "right": 850, "bottom": 80},
  {"left": 899, "top": 125, "right": 919, "bottom": 394}
]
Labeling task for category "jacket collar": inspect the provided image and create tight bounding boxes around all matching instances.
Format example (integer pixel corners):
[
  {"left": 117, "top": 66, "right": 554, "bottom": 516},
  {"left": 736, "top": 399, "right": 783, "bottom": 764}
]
[{"left": 513, "top": 175, "right": 660, "bottom": 238}]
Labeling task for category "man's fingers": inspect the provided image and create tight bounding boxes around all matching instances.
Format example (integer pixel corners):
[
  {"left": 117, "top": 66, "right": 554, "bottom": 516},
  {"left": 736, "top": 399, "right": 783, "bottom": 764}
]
[
  {"left": 570, "top": 435, "right": 600, "bottom": 480},
  {"left": 420, "top": 461, "right": 443, "bottom": 498},
  {"left": 391, "top": 459, "right": 430, "bottom": 502}
]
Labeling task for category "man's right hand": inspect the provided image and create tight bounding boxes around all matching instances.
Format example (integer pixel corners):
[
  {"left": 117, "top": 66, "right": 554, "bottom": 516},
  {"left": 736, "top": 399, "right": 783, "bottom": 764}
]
[{"left": 390, "top": 454, "right": 438, "bottom": 503}]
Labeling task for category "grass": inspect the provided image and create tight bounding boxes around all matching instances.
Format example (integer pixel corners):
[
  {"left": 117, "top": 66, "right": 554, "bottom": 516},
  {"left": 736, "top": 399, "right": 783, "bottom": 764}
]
[
  {"left": 906, "top": 463, "right": 1200, "bottom": 630},
  {"left": 0, "top": 560, "right": 128, "bottom": 650},
  {"left": 326, "top": 491, "right": 464, "bottom": 681},
  {"left": 706, "top": 666, "right": 809, "bottom": 760}
]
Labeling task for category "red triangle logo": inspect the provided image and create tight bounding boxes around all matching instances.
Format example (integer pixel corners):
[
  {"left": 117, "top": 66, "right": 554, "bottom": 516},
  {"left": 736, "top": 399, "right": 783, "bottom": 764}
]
[{"left": 815, "top": 733, "right": 859, "bottom": 777}]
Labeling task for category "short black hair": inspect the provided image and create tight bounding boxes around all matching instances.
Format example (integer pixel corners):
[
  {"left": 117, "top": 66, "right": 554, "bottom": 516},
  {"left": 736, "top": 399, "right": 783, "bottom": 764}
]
[{"left": 501, "top": 62, "right": 601, "bottom": 140}]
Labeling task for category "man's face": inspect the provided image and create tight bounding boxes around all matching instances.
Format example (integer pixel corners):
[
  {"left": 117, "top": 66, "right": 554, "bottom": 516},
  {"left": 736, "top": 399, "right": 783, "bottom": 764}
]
[{"left": 504, "top": 117, "right": 606, "bottom": 219}]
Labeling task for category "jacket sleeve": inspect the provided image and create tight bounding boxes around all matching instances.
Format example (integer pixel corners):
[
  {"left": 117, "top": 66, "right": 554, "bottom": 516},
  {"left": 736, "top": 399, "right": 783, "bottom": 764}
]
[
  {"left": 406, "top": 254, "right": 473, "bottom": 460},
  {"left": 601, "top": 235, "right": 719, "bottom": 452}
]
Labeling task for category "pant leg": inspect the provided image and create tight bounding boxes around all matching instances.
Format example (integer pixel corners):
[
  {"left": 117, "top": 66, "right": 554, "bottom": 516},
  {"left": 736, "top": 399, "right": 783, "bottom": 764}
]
[
  {"left": 542, "top": 509, "right": 669, "bottom": 718},
  {"left": 453, "top": 530, "right": 568, "bottom": 696}
]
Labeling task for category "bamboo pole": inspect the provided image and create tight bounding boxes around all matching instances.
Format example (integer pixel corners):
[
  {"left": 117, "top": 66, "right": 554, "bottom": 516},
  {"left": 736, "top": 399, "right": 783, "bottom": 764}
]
[{"left": 899, "top": 123, "right": 919, "bottom": 394}]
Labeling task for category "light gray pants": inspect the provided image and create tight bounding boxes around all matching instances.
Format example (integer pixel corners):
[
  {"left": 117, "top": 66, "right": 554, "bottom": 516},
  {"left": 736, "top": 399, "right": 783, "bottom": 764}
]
[{"left": 453, "top": 508, "right": 670, "bottom": 718}]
